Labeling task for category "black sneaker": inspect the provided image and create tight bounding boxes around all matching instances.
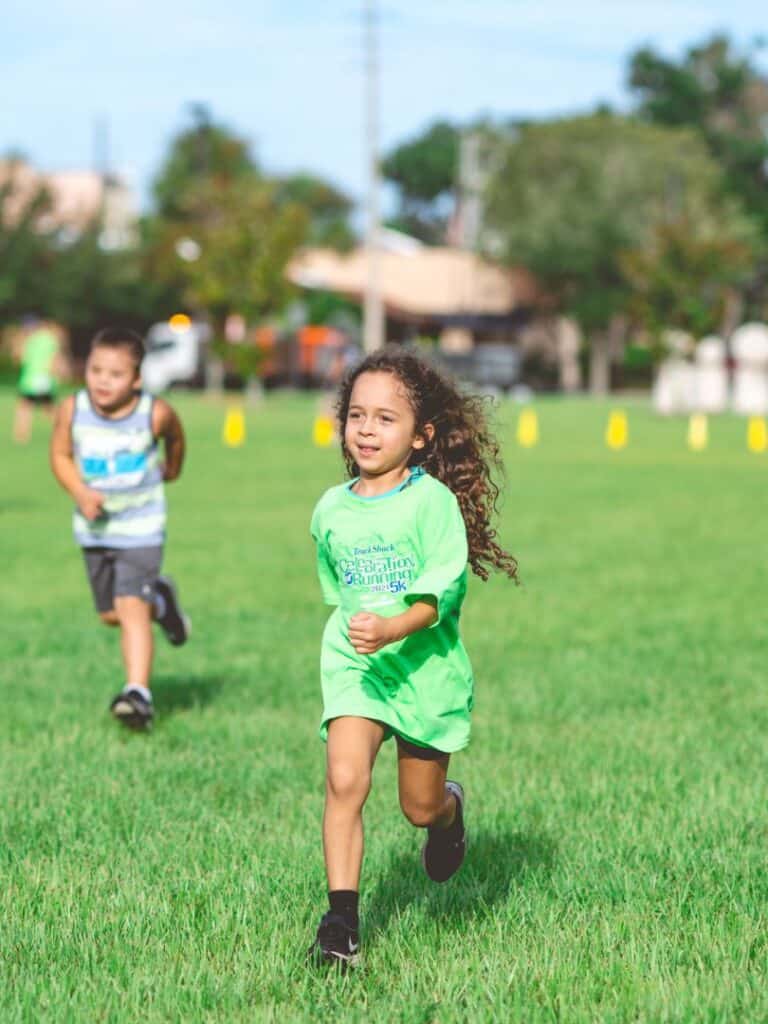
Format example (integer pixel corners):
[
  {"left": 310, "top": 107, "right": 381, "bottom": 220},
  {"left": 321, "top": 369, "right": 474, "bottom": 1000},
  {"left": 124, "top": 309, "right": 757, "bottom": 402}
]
[
  {"left": 110, "top": 688, "right": 154, "bottom": 730},
  {"left": 307, "top": 912, "right": 360, "bottom": 970},
  {"left": 422, "top": 780, "right": 466, "bottom": 883},
  {"left": 154, "top": 576, "right": 190, "bottom": 646}
]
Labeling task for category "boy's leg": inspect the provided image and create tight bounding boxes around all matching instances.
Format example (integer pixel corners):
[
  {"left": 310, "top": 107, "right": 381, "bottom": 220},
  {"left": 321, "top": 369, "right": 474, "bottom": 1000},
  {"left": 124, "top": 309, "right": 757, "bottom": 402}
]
[
  {"left": 113, "top": 595, "right": 154, "bottom": 688},
  {"left": 13, "top": 397, "right": 33, "bottom": 443},
  {"left": 397, "top": 741, "right": 467, "bottom": 883},
  {"left": 153, "top": 575, "right": 190, "bottom": 646},
  {"left": 83, "top": 548, "right": 116, "bottom": 622},
  {"left": 108, "top": 548, "right": 162, "bottom": 729},
  {"left": 112, "top": 547, "right": 163, "bottom": 688}
]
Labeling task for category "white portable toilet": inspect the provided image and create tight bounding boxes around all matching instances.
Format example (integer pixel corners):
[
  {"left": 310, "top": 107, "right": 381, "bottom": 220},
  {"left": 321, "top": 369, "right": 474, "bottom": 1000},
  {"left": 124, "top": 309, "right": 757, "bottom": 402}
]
[
  {"left": 731, "top": 323, "right": 768, "bottom": 416},
  {"left": 694, "top": 336, "right": 727, "bottom": 413},
  {"left": 653, "top": 329, "right": 696, "bottom": 415}
]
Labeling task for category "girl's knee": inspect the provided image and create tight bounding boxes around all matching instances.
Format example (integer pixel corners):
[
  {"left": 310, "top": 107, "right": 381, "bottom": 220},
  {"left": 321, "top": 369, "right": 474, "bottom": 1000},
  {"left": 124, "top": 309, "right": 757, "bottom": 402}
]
[
  {"left": 327, "top": 762, "right": 371, "bottom": 805},
  {"left": 399, "top": 794, "right": 442, "bottom": 829}
]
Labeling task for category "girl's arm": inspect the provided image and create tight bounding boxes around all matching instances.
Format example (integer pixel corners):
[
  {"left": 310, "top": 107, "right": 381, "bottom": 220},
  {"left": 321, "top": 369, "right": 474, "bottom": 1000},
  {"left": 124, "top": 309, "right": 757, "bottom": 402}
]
[
  {"left": 152, "top": 398, "right": 186, "bottom": 482},
  {"left": 49, "top": 396, "right": 104, "bottom": 520},
  {"left": 348, "top": 599, "right": 437, "bottom": 655}
]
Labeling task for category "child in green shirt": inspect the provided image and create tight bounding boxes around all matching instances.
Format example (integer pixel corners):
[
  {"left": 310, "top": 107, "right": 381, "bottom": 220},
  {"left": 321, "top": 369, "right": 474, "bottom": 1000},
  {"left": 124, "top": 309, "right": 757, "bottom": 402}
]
[{"left": 308, "top": 347, "right": 518, "bottom": 969}]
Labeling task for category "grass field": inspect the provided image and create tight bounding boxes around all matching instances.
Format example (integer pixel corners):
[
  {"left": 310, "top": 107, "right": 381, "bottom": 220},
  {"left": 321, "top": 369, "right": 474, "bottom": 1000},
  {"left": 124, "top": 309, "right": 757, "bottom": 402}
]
[{"left": 1, "top": 391, "right": 766, "bottom": 1023}]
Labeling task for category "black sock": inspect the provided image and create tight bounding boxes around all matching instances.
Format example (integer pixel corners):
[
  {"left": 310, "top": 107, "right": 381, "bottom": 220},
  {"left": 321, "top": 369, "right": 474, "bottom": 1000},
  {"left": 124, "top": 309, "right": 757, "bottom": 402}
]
[{"left": 328, "top": 889, "right": 359, "bottom": 928}]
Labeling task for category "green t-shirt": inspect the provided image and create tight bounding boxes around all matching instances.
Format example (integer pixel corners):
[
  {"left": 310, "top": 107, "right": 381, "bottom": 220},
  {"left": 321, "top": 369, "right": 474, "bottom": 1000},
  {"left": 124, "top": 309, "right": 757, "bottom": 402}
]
[
  {"left": 310, "top": 472, "right": 474, "bottom": 753},
  {"left": 18, "top": 328, "right": 58, "bottom": 396}
]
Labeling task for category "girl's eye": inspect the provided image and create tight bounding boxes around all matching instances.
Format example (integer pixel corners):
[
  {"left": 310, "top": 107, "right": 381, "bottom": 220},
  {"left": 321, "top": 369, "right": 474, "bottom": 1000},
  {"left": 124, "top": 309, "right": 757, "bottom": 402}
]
[{"left": 381, "top": 417, "right": 393, "bottom": 424}]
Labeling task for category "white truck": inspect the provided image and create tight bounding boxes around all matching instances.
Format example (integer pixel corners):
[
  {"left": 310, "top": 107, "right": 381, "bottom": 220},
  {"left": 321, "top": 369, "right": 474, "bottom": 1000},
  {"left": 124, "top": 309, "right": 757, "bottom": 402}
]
[{"left": 141, "top": 319, "right": 210, "bottom": 393}]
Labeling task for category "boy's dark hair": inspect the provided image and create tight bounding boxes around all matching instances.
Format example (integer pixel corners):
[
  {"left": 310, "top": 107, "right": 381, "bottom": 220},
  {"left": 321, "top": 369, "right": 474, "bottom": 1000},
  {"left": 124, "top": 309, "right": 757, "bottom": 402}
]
[
  {"left": 90, "top": 326, "right": 145, "bottom": 369},
  {"left": 336, "top": 346, "right": 519, "bottom": 582}
]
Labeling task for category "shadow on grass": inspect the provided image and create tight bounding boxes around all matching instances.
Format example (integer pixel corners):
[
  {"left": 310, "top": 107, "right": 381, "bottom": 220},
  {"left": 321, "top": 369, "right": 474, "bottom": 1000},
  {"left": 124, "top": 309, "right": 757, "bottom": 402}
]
[
  {"left": 151, "top": 673, "right": 226, "bottom": 714},
  {"left": 365, "top": 827, "right": 556, "bottom": 939}
]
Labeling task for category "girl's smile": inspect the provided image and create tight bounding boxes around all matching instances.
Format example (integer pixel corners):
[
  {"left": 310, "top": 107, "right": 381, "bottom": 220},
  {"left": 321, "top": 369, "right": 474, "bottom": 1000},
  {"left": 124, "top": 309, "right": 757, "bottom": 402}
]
[{"left": 344, "top": 371, "right": 428, "bottom": 494}]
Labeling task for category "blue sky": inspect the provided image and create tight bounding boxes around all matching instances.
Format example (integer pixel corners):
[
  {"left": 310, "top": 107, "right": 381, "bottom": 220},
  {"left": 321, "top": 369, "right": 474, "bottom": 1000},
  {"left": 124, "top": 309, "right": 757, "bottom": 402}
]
[{"left": 2, "top": 1, "right": 765, "bottom": 211}]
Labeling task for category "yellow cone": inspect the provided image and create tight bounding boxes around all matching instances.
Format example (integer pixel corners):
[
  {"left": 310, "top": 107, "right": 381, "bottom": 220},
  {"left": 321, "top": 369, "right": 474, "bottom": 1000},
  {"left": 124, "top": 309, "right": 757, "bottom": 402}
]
[
  {"left": 313, "top": 415, "right": 335, "bottom": 447},
  {"left": 687, "top": 413, "right": 708, "bottom": 452},
  {"left": 223, "top": 406, "right": 246, "bottom": 447},
  {"left": 517, "top": 408, "right": 539, "bottom": 448},
  {"left": 605, "top": 410, "right": 628, "bottom": 450},
  {"left": 747, "top": 416, "right": 768, "bottom": 454}
]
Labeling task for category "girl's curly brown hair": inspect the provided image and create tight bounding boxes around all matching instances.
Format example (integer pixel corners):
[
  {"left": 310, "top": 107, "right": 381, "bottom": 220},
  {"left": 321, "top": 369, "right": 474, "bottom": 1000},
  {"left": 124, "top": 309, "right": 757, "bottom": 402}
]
[{"left": 336, "top": 346, "right": 518, "bottom": 582}]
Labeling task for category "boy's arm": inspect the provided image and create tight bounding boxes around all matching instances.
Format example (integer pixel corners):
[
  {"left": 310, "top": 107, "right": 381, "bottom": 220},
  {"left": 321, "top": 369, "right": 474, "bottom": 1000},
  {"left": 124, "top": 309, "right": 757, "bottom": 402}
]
[
  {"left": 49, "top": 396, "right": 105, "bottom": 521},
  {"left": 347, "top": 599, "right": 438, "bottom": 655},
  {"left": 152, "top": 398, "right": 186, "bottom": 482}
]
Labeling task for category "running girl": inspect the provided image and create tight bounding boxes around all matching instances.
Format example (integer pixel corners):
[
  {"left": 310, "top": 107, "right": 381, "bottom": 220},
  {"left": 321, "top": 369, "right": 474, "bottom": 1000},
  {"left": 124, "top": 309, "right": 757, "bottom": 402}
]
[{"left": 308, "top": 346, "right": 518, "bottom": 967}]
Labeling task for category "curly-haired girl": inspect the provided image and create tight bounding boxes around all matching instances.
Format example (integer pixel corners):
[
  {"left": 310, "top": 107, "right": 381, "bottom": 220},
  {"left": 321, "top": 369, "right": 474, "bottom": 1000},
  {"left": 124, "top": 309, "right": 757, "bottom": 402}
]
[{"left": 308, "top": 346, "right": 518, "bottom": 968}]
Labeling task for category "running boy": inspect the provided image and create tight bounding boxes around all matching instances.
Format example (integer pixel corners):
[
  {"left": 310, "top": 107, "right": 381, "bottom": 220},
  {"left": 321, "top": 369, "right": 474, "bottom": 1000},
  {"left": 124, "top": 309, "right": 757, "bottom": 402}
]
[
  {"left": 308, "top": 347, "right": 518, "bottom": 968},
  {"left": 50, "top": 326, "right": 190, "bottom": 729}
]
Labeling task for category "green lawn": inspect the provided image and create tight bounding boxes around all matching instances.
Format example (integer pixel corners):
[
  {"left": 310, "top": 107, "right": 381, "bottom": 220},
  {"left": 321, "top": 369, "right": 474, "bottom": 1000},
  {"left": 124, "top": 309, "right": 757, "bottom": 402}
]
[{"left": 1, "top": 391, "right": 766, "bottom": 1023}]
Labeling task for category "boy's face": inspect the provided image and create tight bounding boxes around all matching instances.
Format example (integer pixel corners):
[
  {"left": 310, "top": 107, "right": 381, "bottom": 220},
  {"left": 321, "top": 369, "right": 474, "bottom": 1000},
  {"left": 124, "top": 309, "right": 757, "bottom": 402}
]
[{"left": 85, "top": 345, "right": 140, "bottom": 415}]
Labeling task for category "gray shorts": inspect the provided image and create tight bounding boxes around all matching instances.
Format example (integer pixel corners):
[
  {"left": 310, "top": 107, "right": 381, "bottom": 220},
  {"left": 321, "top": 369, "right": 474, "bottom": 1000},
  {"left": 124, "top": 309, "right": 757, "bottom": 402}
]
[{"left": 82, "top": 546, "right": 163, "bottom": 613}]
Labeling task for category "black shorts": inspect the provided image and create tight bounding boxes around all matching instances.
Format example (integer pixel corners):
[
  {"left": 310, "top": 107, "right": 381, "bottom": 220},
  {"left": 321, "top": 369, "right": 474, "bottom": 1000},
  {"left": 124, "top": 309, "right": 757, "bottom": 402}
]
[
  {"left": 82, "top": 545, "right": 163, "bottom": 613},
  {"left": 395, "top": 734, "right": 448, "bottom": 761},
  {"left": 19, "top": 391, "right": 54, "bottom": 406}
]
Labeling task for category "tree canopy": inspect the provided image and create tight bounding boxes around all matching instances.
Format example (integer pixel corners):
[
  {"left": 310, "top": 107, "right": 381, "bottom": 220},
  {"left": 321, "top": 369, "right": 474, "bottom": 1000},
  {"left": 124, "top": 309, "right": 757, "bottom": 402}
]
[
  {"left": 382, "top": 120, "right": 459, "bottom": 242},
  {"left": 484, "top": 113, "right": 756, "bottom": 348},
  {"left": 145, "top": 113, "right": 354, "bottom": 329},
  {"left": 152, "top": 105, "right": 260, "bottom": 220},
  {"left": 628, "top": 35, "right": 768, "bottom": 236}
]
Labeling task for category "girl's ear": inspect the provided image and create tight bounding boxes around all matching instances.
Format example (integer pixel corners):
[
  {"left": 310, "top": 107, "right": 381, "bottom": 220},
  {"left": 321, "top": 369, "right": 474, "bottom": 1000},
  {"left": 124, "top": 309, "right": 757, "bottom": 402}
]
[{"left": 412, "top": 422, "right": 435, "bottom": 450}]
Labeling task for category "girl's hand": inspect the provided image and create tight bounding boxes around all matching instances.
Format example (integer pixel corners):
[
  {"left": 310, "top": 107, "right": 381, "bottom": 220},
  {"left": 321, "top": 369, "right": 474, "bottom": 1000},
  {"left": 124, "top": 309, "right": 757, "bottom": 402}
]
[
  {"left": 77, "top": 487, "right": 106, "bottom": 521},
  {"left": 348, "top": 612, "right": 397, "bottom": 655}
]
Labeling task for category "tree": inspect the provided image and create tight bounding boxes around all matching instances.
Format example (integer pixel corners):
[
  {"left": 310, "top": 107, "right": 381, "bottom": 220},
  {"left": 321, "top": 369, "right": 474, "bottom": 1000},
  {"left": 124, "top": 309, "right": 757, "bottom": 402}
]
[
  {"left": 620, "top": 218, "right": 755, "bottom": 341},
  {"left": 382, "top": 120, "right": 459, "bottom": 242},
  {"left": 152, "top": 105, "right": 260, "bottom": 220},
  {"left": 273, "top": 173, "right": 354, "bottom": 250},
  {"left": 0, "top": 163, "right": 56, "bottom": 320},
  {"left": 0, "top": 162, "right": 176, "bottom": 353},
  {"left": 483, "top": 113, "right": 757, "bottom": 390},
  {"left": 628, "top": 36, "right": 768, "bottom": 237},
  {"left": 146, "top": 113, "right": 310, "bottom": 339},
  {"left": 169, "top": 178, "right": 307, "bottom": 326}
]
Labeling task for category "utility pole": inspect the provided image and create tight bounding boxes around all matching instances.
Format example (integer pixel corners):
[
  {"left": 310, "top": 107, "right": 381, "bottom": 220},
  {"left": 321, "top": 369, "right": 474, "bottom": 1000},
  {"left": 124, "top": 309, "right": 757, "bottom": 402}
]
[
  {"left": 363, "top": 0, "right": 384, "bottom": 352},
  {"left": 93, "top": 115, "right": 110, "bottom": 181}
]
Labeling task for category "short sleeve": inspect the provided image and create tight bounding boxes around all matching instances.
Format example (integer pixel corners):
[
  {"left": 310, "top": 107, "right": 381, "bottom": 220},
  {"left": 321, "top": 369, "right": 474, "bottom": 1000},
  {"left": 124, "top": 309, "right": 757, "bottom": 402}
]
[
  {"left": 310, "top": 504, "right": 341, "bottom": 606},
  {"left": 405, "top": 487, "right": 468, "bottom": 624}
]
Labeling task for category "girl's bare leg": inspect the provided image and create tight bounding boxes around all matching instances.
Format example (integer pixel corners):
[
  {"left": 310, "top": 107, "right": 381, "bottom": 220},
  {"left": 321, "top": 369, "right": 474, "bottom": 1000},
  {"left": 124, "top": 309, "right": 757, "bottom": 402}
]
[
  {"left": 323, "top": 716, "right": 385, "bottom": 891},
  {"left": 396, "top": 748, "right": 456, "bottom": 829}
]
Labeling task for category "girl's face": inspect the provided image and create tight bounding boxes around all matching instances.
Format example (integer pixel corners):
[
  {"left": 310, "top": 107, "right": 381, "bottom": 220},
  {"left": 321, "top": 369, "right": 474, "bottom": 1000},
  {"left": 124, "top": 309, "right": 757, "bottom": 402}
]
[
  {"left": 85, "top": 345, "right": 140, "bottom": 417},
  {"left": 345, "top": 371, "right": 427, "bottom": 479}
]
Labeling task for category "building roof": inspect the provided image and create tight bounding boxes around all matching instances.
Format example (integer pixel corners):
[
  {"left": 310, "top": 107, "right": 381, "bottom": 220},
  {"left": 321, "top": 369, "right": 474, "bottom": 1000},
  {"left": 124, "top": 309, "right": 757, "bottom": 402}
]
[
  {"left": 287, "top": 232, "right": 539, "bottom": 321},
  {"left": 0, "top": 160, "right": 136, "bottom": 247}
]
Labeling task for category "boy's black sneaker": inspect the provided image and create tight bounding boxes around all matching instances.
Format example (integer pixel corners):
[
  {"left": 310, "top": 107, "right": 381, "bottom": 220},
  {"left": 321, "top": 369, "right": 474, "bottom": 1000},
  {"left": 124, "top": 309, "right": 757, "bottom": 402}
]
[
  {"left": 109, "top": 688, "right": 154, "bottom": 730},
  {"left": 422, "top": 780, "right": 466, "bottom": 883},
  {"left": 307, "top": 912, "right": 360, "bottom": 970},
  {"left": 154, "top": 576, "right": 190, "bottom": 646}
]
